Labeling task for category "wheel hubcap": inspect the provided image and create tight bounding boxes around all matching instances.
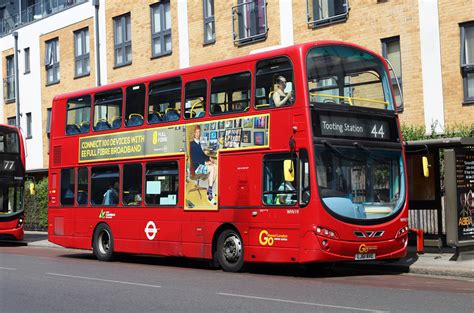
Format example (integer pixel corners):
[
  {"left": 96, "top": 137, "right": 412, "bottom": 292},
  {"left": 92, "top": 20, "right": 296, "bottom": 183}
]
[
  {"left": 98, "top": 230, "right": 110, "bottom": 255},
  {"left": 223, "top": 235, "right": 242, "bottom": 264}
]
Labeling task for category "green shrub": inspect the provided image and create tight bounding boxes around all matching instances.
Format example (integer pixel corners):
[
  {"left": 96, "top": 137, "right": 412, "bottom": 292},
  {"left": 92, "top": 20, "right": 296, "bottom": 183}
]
[
  {"left": 401, "top": 123, "right": 474, "bottom": 141},
  {"left": 24, "top": 177, "right": 48, "bottom": 231}
]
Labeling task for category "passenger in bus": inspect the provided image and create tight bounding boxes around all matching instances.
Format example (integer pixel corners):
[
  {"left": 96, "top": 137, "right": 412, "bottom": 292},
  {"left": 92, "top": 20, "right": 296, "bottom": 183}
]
[
  {"left": 190, "top": 125, "right": 217, "bottom": 204},
  {"left": 272, "top": 76, "right": 294, "bottom": 107},
  {"left": 276, "top": 180, "right": 296, "bottom": 205},
  {"left": 103, "top": 182, "right": 119, "bottom": 205}
]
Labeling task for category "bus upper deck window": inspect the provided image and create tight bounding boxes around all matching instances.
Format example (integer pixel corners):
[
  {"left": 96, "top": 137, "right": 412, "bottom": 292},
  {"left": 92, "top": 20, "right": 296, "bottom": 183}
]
[
  {"left": 125, "top": 84, "right": 145, "bottom": 127},
  {"left": 93, "top": 89, "right": 123, "bottom": 131},
  {"left": 255, "top": 57, "right": 294, "bottom": 110},
  {"left": 210, "top": 72, "right": 251, "bottom": 115},
  {"left": 148, "top": 77, "right": 182, "bottom": 124},
  {"left": 66, "top": 95, "right": 91, "bottom": 135},
  {"left": 306, "top": 45, "right": 393, "bottom": 110},
  {"left": 184, "top": 80, "right": 207, "bottom": 119}
]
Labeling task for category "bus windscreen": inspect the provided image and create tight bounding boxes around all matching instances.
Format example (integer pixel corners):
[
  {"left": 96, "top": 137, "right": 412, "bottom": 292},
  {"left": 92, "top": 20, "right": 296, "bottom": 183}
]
[{"left": 307, "top": 45, "right": 394, "bottom": 110}]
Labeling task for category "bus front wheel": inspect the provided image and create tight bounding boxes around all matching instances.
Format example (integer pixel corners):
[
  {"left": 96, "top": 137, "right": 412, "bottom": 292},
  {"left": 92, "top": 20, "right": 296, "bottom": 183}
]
[
  {"left": 216, "top": 229, "right": 244, "bottom": 272},
  {"left": 93, "top": 224, "right": 115, "bottom": 262}
]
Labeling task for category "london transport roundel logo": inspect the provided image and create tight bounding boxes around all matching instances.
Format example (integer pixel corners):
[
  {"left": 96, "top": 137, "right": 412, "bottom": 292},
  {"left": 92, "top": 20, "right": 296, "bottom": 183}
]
[{"left": 145, "top": 221, "right": 158, "bottom": 240}]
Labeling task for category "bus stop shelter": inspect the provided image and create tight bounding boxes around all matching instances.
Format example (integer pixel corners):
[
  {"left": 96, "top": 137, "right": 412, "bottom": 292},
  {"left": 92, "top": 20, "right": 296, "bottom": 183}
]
[{"left": 405, "top": 136, "right": 474, "bottom": 257}]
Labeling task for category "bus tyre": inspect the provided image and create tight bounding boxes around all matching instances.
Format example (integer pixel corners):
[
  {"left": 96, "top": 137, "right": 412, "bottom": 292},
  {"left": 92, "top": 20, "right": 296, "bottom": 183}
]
[
  {"left": 93, "top": 224, "right": 115, "bottom": 262},
  {"left": 216, "top": 229, "right": 244, "bottom": 272}
]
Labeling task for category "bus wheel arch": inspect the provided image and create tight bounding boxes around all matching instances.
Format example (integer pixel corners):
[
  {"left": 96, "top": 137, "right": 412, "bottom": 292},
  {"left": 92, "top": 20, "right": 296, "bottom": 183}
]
[
  {"left": 92, "top": 222, "right": 115, "bottom": 262},
  {"left": 213, "top": 224, "right": 244, "bottom": 272}
]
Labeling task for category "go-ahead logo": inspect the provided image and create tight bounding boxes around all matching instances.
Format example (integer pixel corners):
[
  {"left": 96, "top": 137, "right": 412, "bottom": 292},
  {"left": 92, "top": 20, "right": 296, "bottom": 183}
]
[
  {"left": 358, "top": 243, "right": 377, "bottom": 253},
  {"left": 145, "top": 221, "right": 158, "bottom": 240},
  {"left": 258, "top": 230, "right": 288, "bottom": 246}
]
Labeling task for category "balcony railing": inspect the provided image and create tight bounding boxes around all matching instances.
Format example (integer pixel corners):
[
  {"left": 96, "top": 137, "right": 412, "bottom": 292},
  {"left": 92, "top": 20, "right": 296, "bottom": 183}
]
[
  {"left": 232, "top": 1, "right": 268, "bottom": 46},
  {"left": 3, "top": 74, "right": 15, "bottom": 102},
  {"left": 0, "top": 0, "right": 88, "bottom": 37}
]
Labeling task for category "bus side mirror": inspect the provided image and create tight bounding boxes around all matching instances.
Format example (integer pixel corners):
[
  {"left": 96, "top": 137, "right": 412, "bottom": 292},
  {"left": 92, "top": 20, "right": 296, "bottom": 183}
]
[
  {"left": 284, "top": 160, "right": 295, "bottom": 182},
  {"left": 422, "top": 156, "right": 430, "bottom": 178},
  {"left": 29, "top": 182, "right": 36, "bottom": 195}
]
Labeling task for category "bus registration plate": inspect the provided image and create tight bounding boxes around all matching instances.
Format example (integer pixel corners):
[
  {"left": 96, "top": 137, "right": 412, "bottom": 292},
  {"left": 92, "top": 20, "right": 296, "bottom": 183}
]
[{"left": 355, "top": 253, "right": 376, "bottom": 261}]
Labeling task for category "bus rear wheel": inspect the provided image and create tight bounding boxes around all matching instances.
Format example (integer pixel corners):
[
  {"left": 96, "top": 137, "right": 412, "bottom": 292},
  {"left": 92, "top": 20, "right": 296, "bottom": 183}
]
[
  {"left": 93, "top": 224, "right": 115, "bottom": 262},
  {"left": 216, "top": 229, "right": 244, "bottom": 272}
]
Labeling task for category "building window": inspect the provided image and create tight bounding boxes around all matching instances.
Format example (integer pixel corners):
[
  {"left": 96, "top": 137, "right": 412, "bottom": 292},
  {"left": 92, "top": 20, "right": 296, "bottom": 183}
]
[
  {"left": 26, "top": 113, "right": 32, "bottom": 139},
  {"left": 46, "top": 108, "right": 52, "bottom": 137},
  {"left": 24, "top": 48, "right": 30, "bottom": 74},
  {"left": 74, "top": 28, "right": 90, "bottom": 77},
  {"left": 203, "top": 0, "right": 215, "bottom": 44},
  {"left": 4, "top": 55, "right": 15, "bottom": 101},
  {"left": 307, "top": 0, "right": 349, "bottom": 27},
  {"left": 7, "top": 117, "right": 16, "bottom": 126},
  {"left": 45, "top": 38, "right": 60, "bottom": 85},
  {"left": 461, "top": 22, "right": 474, "bottom": 104},
  {"left": 232, "top": 0, "right": 268, "bottom": 46},
  {"left": 151, "top": 1, "right": 172, "bottom": 57},
  {"left": 382, "top": 36, "right": 403, "bottom": 107},
  {"left": 114, "top": 13, "right": 132, "bottom": 67}
]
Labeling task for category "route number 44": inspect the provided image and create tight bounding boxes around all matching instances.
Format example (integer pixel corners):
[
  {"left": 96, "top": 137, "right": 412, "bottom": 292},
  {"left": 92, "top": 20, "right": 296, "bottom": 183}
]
[{"left": 371, "top": 124, "right": 385, "bottom": 138}]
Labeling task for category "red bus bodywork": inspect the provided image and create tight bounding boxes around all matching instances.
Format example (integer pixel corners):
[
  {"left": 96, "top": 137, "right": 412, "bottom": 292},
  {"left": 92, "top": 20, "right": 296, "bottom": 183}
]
[
  {"left": 0, "top": 124, "right": 25, "bottom": 241},
  {"left": 48, "top": 41, "right": 408, "bottom": 268}
]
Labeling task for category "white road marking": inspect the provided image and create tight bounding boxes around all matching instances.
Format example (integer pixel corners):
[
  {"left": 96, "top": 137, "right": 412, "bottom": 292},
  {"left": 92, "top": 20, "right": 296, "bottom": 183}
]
[
  {"left": 217, "top": 292, "right": 389, "bottom": 313},
  {"left": 45, "top": 272, "right": 161, "bottom": 288},
  {"left": 0, "top": 267, "right": 16, "bottom": 271}
]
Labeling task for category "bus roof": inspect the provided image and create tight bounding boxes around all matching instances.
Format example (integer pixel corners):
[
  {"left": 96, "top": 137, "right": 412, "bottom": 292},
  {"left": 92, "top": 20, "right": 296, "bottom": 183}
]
[{"left": 52, "top": 40, "right": 381, "bottom": 102}]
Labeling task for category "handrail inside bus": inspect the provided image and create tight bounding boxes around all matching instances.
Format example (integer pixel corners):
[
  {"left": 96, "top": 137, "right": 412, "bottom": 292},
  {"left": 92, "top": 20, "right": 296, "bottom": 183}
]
[
  {"left": 309, "top": 92, "right": 388, "bottom": 107},
  {"left": 190, "top": 99, "right": 204, "bottom": 117}
]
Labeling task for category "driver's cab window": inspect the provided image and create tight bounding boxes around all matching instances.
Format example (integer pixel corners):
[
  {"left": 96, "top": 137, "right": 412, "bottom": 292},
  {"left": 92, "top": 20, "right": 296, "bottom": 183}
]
[
  {"left": 255, "top": 56, "right": 294, "bottom": 109},
  {"left": 263, "top": 154, "right": 297, "bottom": 206}
]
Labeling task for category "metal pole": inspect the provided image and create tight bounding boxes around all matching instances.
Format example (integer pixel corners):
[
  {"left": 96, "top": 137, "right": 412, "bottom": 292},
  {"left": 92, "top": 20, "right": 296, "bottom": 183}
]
[
  {"left": 93, "top": 0, "right": 101, "bottom": 86},
  {"left": 13, "top": 31, "right": 20, "bottom": 128}
]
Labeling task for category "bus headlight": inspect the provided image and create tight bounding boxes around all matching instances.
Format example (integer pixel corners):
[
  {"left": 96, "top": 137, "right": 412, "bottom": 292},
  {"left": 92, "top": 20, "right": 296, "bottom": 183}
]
[
  {"left": 17, "top": 215, "right": 24, "bottom": 228},
  {"left": 314, "top": 226, "right": 339, "bottom": 239},
  {"left": 395, "top": 226, "right": 408, "bottom": 238}
]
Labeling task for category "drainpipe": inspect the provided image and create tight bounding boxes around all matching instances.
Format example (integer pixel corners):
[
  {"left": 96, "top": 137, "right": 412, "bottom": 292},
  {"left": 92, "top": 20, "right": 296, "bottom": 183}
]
[
  {"left": 92, "top": 0, "right": 101, "bottom": 86},
  {"left": 13, "top": 31, "right": 20, "bottom": 127}
]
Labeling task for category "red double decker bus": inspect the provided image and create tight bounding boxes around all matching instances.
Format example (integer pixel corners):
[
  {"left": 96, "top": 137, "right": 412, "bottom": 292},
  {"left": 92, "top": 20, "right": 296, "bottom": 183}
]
[
  {"left": 48, "top": 41, "right": 408, "bottom": 271},
  {"left": 0, "top": 124, "right": 25, "bottom": 241}
]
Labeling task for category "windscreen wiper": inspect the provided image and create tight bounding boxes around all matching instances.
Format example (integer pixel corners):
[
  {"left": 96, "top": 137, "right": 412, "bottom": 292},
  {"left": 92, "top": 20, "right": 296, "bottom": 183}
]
[
  {"left": 353, "top": 142, "right": 388, "bottom": 163},
  {"left": 321, "top": 140, "right": 361, "bottom": 163}
]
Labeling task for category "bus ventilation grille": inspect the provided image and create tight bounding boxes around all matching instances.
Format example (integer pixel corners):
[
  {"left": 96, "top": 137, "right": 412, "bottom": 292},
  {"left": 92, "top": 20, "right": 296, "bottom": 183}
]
[
  {"left": 354, "top": 231, "right": 384, "bottom": 238},
  {"left": 53, "top": 146, "right": 62, "bottom": 166}
]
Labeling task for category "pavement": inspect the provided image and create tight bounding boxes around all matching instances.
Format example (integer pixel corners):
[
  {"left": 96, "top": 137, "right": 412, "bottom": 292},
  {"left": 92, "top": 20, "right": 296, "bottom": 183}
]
[{"left": 4, "top": 231, "right": 473, "bottom": 279}]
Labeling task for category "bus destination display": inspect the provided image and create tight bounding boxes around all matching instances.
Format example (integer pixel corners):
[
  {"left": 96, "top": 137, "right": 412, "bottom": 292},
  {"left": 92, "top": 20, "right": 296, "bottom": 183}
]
[{"left": 313, "top": 111, "right": 397, "bottom": 141}]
